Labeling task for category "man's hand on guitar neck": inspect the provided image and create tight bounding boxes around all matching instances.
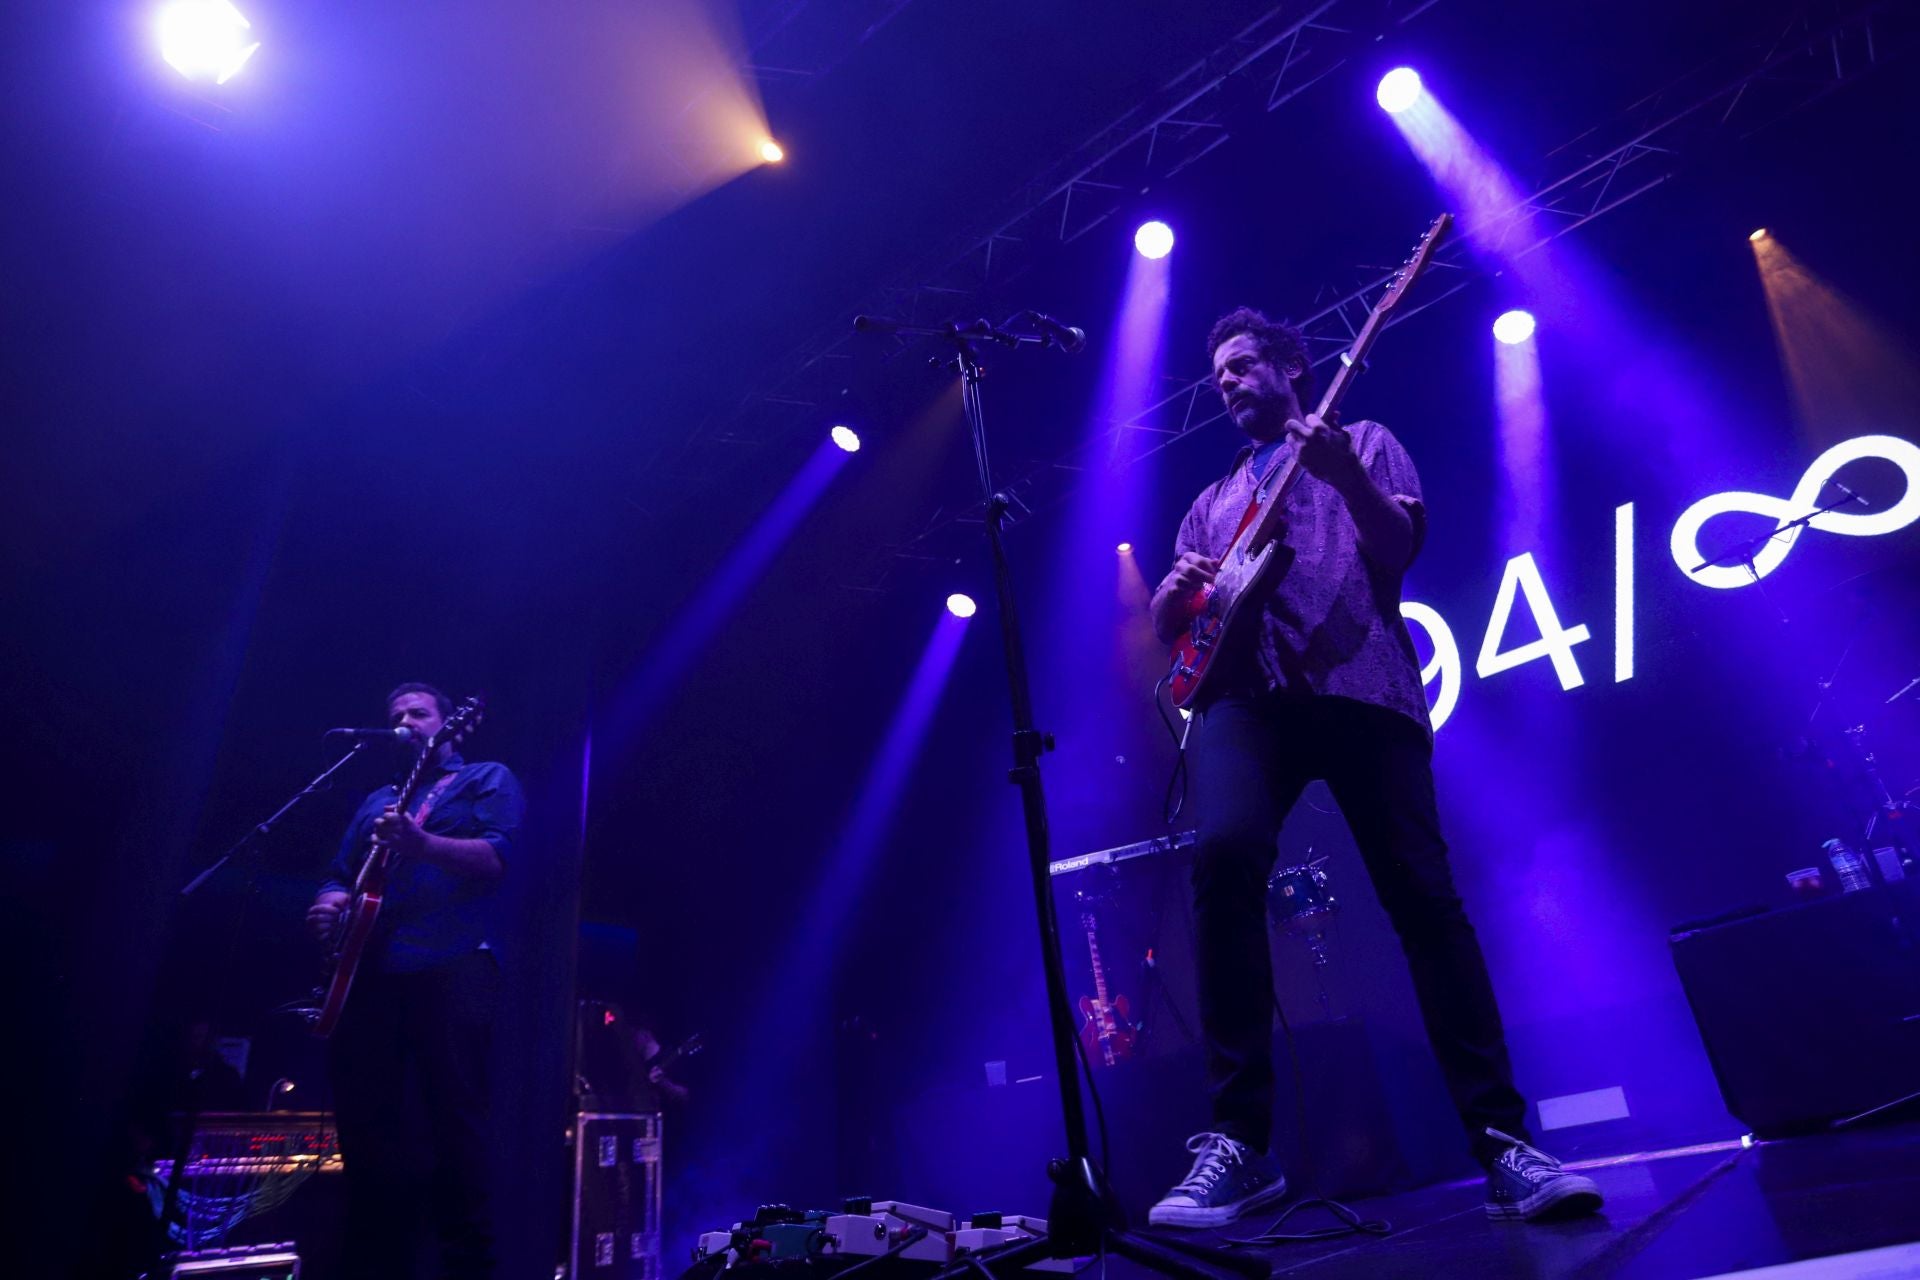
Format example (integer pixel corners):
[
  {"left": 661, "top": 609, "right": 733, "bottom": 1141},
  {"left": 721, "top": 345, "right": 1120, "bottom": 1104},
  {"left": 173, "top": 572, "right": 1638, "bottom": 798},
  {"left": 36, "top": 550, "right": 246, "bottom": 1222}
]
[
  {"left": 1151, "top": 552, "right": 1220, "bottom": 645},
  {"left": 1287, "top": 412, "right": 1419, "bottom": 574},
  {"left": 307, "top": 890, "right": 350, "bottom": 944},
  {"left": 1284, "top": 411, "right": 1363, "bottom": 489}
]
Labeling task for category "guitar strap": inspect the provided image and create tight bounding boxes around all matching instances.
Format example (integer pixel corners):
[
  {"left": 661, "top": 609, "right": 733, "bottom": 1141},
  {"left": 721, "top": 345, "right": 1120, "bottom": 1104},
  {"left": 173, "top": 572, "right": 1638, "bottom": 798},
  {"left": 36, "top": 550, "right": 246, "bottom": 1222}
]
[{"left": 411, "top": 769, "right": 462, "bottom": 826}]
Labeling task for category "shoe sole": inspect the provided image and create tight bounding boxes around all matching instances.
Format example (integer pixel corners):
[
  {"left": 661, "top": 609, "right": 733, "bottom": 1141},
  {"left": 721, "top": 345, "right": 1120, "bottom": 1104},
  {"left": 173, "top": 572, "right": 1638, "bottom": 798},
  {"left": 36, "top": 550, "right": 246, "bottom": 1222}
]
[
  {"left": 1485, "top": 1174, "right": 1603, "bottom": 1222},
  {"left": 1148, "top": 1176, "right": 1290, "bottom": 1229}
]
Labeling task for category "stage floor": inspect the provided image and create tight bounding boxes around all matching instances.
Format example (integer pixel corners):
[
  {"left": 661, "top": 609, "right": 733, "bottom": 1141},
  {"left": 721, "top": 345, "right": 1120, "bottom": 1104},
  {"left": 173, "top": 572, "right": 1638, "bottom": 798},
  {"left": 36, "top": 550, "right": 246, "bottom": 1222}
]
[{"left": 1124, "top": 1119, "right": 1920, "bottom": 1279}]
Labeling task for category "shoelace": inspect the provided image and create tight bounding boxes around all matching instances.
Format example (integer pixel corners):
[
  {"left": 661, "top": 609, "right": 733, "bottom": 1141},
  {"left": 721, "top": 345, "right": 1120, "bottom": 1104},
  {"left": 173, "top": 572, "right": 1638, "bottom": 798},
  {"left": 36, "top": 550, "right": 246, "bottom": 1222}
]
[
  {"left": 1496, "top": 1142, "right": 1562, "bottom": 1186},
  {"left": 1173, "top": 1132, "right": 1245, "bottom": 1194}
]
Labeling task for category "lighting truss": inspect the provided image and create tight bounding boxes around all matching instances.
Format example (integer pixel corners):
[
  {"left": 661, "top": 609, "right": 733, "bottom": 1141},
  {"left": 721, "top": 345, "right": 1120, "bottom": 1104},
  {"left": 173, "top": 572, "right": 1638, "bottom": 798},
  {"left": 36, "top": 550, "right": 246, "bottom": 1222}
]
[
  {"left": 848, "top": 0, "right": 1916, "bottom": 593},
  {"left": 668, "top": 0, "right": 1449, "bottom": 471}
]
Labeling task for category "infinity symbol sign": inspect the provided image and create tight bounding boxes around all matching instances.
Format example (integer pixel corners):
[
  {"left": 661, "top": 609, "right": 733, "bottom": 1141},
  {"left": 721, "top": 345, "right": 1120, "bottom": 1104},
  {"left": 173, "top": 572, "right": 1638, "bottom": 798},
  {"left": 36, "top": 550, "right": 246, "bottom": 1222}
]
[{"left": 1671, "top": 434, "right": 1920, "bottom": 589}]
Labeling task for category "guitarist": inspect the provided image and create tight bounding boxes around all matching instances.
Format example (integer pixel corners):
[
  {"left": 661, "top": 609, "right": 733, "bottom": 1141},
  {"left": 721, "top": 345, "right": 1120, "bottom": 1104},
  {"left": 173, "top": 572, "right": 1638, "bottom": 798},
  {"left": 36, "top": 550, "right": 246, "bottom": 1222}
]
[
  {"left": 305, "top": 682, "right": 524, "bottom": 1279},
  {"left": 1143, "top": 311, "right": 1600, "bottom": 1228}
]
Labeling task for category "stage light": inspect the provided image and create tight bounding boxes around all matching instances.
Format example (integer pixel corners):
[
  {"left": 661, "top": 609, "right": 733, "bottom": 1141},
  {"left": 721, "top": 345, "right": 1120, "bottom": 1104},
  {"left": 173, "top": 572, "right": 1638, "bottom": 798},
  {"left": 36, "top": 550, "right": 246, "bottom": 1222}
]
[
  {"left": 1376, "top": 67, "right": 1423, "bottom": 114},
  {"left": 945, "top": 593, "right": 977, "bottom": 619},
  {"left": 1493, "top": 309, "right": 1537, "bottom": 345},
  {"left": 156, "top": 0, "right": 261, "bottom": 84},
  {"left": 1749, "top": 228, "right": 1769, "bottom": 242},
  {"left": 1134, "top": 221, "right": 1174, "bottom": 260},
  {"left": 1116, "top": 542, "right": 1132, "bottom": 554},
  {"left": 759, "top": 139, "right": 785, "bottom": 164},
  {"left": 830, "top": 425, "right": 861, "bottom": 453}
]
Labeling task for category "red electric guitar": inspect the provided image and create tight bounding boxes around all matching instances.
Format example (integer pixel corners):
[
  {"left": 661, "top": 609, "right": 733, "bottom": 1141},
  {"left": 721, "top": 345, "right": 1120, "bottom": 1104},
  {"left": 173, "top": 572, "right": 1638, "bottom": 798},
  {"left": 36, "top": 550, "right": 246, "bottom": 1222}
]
[
  {"left": 310, "top": 695, "right": 486, "bottom": 1039},
  {"left": 1166, "top": 213, "right": 1452, "bottom": 709},
  {"left": 1076, "top": 910, "right": 1137, "bottom": 1068}
]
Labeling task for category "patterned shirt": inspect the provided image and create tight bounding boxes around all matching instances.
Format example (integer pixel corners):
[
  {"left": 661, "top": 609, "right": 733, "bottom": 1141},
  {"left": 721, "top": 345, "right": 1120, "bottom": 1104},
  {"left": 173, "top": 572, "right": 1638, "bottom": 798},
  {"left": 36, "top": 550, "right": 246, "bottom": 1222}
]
[{"left": 1173, "top": 419, "right": 1431, "bottom": 735}]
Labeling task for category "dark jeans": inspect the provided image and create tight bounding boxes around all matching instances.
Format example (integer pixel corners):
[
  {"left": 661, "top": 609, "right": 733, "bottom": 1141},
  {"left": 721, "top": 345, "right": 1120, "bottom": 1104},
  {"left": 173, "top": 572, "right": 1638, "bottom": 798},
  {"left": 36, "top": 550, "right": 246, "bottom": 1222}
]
[
  {"left": 329, "top": 948, "right": 498, "bottom": 1280},
  {"left": 1189, "top": 692, "right": 1527, "bottom": 1168}
]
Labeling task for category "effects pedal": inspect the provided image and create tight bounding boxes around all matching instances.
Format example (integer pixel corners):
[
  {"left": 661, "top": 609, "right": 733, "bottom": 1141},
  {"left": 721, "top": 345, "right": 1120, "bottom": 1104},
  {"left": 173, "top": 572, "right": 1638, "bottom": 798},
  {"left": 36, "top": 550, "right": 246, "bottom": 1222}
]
[
  {"left": 823, "top": 1200, "right": 956, "bottom": 1264},
  {"left": 950, "top": 1213, "right": 1071, "bottom": 1273}
]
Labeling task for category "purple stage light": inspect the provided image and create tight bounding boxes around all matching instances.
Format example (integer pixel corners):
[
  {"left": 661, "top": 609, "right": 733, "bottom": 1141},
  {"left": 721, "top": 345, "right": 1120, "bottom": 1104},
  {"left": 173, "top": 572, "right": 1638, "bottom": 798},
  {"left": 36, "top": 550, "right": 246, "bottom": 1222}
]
[
  {"left": 1493, "top": 310, "right": 1537, "bottom": 345},
  {"left": 945, "top": 593, "right": 977, "bottom": 619},
  {"left": 830, "top": 424, "right": 861, "bottom": 453},
  {"left": 1116, "top": 541, "right": 1132, "bottom": 554},
  {"left": 156, "top": 0, "right": 260, "bottom": 84},
  {"left": 1376, "top": 67, "right": 1423, "bottom": 114},
  {"left": 598, "top": 438, "right": 852, "bottom": 751},
  {"left": 1134, "top": 221, "right": 1174, "bottom": 260},
  {"left": 1494, "top": 329, "right": 1551, "bottom": 556}
]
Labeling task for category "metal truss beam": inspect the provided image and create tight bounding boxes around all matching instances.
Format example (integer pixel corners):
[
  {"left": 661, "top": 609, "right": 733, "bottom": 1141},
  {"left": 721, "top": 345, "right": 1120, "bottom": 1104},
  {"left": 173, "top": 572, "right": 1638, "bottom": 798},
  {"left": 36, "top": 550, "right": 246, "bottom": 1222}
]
[
  {"left": 850, "top": 0, "right": 1915, "bottom": 593},
  {"left": 667, "top": 0, "right": 1448, "bottom": 473}
]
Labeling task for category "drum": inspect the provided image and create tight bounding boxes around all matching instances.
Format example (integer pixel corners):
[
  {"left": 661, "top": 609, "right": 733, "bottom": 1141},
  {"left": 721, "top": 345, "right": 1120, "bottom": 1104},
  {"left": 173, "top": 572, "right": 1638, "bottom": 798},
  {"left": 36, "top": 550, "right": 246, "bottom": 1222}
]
[{"left": 1267, "top": 860, "right": 1335, "bottom": 929}]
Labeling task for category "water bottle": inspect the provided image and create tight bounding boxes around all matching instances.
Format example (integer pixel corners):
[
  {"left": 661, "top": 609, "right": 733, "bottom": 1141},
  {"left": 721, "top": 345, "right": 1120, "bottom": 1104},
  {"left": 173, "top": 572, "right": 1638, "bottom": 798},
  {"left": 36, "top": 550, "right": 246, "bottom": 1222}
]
[{"left": 1823, "top": 839, "right": 1872, "bottom": 893}]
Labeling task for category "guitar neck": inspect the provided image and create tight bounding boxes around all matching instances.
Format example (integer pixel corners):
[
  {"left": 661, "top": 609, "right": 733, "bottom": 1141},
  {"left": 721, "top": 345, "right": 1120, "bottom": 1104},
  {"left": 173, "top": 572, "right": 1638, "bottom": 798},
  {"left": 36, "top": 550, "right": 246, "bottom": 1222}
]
[
  {"left": 1233, "top": 299, "right": 1395, "bottom": 556},
  {"left": 1232, "top": 214, "right": 1451, "bottom": 562},
  {"left": 1081, "top": 913, "right": 1111, "bottom": 1006}
]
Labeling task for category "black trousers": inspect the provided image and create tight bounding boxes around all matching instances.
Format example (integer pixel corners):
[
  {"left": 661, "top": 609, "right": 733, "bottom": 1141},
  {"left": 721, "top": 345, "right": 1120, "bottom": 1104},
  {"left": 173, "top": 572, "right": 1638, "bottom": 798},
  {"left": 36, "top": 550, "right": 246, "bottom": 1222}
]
[
  {"left": 329, "top": 948, "right": 498, "bottom": 1280},
  {"left": 1189, "top": 692, "right": 1527, "bottom": 1168}
]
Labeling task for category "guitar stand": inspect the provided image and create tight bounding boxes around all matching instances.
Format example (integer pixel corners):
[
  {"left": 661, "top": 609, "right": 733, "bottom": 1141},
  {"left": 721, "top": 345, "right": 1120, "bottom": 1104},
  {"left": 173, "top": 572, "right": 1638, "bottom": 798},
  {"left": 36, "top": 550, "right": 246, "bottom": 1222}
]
[{"left": 895, "top": 321, "right": 1266, "bottom": 1280}]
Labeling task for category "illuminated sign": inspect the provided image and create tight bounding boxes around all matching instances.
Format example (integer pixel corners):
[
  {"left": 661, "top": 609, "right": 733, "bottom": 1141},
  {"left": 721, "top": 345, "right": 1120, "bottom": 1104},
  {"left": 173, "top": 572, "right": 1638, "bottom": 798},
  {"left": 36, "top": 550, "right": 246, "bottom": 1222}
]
[
  {"left": 1404, "top": 434, "right": 1918, "bottom": 731},
  {"left": 1669, "top": 434, "right": 1920, "bottom": 589}
]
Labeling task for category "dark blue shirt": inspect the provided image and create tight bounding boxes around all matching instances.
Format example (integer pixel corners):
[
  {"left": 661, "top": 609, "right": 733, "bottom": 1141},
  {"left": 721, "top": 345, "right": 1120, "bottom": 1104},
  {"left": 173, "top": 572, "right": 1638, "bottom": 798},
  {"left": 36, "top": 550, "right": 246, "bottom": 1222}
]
[{"left": 322, "top": 753, "right": 524, "bottom": 974}]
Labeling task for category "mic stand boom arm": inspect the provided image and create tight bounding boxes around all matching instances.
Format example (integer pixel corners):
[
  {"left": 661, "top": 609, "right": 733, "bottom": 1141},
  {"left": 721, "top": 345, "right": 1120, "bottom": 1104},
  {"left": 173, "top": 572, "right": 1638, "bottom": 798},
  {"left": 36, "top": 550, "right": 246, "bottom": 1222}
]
[
  {"left": 1691, "top": 486, "right": 1865, "bottom": 576},
  {"left": 179, "top": 741, "right": 373, "bottom": 896}
]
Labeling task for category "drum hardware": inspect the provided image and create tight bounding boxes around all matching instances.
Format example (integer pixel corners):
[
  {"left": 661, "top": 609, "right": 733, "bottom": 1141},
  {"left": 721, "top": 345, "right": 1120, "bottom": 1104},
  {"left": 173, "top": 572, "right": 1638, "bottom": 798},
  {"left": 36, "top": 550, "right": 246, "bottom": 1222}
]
[{"left": 1267, "top": 853, "right": 1339, "bottom": 1021}]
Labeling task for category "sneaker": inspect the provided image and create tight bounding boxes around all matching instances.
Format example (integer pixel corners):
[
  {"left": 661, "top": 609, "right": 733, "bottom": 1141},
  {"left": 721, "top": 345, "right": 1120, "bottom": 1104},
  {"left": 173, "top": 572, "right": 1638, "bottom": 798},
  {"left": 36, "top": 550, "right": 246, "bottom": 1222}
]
[
  {"left": 1482, "top": 1128, "right": 1604, "bottom": 1221},
  {"left": 1147, "top": 1132, "right": 1289, "bottom": 1228}
]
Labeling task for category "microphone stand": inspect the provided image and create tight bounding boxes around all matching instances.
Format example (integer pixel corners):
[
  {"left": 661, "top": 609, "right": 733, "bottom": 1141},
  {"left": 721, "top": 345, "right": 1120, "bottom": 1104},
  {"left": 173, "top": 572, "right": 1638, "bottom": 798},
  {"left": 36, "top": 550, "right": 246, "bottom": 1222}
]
[
  {"left": 1690, "top": 486, "right": 1866, "bottom": 623},
  {"left": 860, "top": 316, "right": 1263, "bottom": 1280},
  {"left": 179, "top": 741, "right": 373, "bottom": 896}
]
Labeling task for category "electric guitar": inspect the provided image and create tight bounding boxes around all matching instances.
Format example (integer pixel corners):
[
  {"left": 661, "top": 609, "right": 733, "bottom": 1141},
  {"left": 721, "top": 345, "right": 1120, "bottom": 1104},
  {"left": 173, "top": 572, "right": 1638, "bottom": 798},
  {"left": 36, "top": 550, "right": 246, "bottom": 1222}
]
[
  {"left": 310, "top": 695, "right": 487, "bottom": 1039},
  {"left": 1075, "top": 910, "right": 1137, "bottom": 1067},
  {"left": 642, "top": 1031, "right": 705, "bottom": 1079},
  {"left": 1166, "top": 213, "right": 1452, "bottom": 709}
]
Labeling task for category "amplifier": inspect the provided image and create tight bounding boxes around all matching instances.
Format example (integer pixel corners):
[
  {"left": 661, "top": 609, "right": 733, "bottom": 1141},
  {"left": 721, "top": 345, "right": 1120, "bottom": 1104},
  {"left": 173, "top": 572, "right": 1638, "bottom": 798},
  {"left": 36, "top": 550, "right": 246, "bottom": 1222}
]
[
  {"left": 568, "top": 1110, "right": 663, "bottom": 1279},
  {"left": 1671, "top": 879, "right": 1920, "bottom": 1136}
]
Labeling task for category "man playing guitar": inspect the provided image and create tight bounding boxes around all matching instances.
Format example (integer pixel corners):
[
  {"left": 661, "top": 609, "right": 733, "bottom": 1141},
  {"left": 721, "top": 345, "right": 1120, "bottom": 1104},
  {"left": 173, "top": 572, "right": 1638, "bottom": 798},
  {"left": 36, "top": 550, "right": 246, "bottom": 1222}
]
[
  {"left": 1144, "top": 310, "right": 1601, "bottom": 1228},
  {"left": 306, "top": 683, "right": 524, "bottom": 1279}
]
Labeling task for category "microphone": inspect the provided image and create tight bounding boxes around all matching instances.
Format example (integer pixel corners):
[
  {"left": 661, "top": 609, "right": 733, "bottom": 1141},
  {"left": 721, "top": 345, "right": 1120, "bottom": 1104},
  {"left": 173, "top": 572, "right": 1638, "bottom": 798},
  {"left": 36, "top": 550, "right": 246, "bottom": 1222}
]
[
  {"left": 1028, "top": 312, "right": 1087, "bottom": 355},
  {"left": 1831, "top": 481, "right": 1871, "bottom": 507},
  {"left": 325, "top": 726, "right": 416, "bottom": 742}
]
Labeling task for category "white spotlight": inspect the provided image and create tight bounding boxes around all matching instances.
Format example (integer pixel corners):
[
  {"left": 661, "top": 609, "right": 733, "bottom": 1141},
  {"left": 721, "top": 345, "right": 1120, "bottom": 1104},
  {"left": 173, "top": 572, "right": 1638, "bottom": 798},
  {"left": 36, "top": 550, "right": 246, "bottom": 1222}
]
[
  {"left": 1376, "top": 67, "right": 1423, "bottom": 114},
  {"left": 945, "top": 593, "right": 977, "bottom": 619},
  {"left": 830, "top": 425, "right": 861, "bottom": 453},
  {"left": 759, "top": 139, "right": 785, "bottom": 164},
  {"left": 156, "top": 0, "right": 260, "bottom": 84},
  {"left": 1492, "top": 309, "right": 1537, "bottom": 346},
  {"left": 1134, "top": 221, "right": 1174, "bottom": 260}
]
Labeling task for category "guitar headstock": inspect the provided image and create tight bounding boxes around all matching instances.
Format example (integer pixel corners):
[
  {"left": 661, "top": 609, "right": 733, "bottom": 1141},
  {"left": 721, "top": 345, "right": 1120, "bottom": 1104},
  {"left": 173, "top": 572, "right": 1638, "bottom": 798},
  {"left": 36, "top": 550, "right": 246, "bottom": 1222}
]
[
  {"left": 428, "top": 694, "right": 487, "bottom": 753},
  {"left": 1376, "top": 212, "right": 1453, "bottom": 314}
]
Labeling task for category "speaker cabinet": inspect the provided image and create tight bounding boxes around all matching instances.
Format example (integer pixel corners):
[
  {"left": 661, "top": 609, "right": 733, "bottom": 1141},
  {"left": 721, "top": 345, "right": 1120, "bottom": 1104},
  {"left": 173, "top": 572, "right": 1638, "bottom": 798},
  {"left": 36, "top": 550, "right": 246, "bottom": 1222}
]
[{"left": 1671, "top": 880, "right": 1920, "bottom": 1136}]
